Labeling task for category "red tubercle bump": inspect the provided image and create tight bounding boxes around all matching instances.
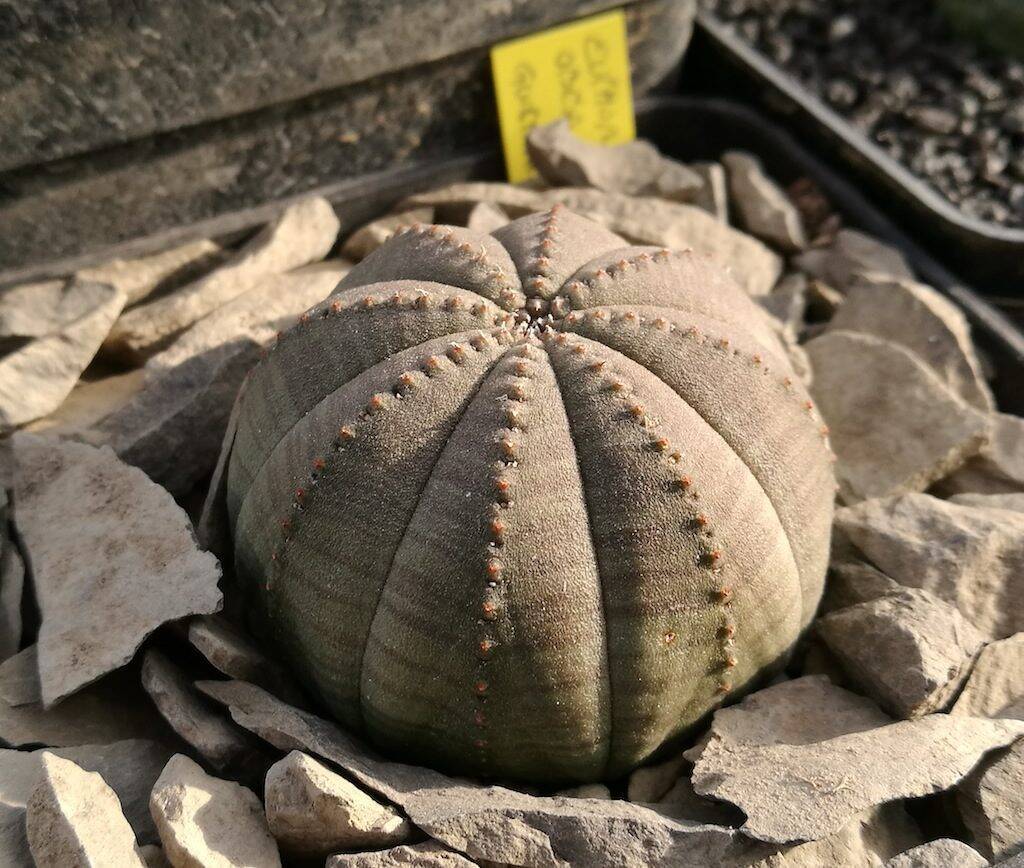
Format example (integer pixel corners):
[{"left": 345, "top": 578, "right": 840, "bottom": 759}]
[
  {"left": 652, "top": 437, "right": 669, "bottom": 453},
  {"left": 482, "top": 601, "right": 498, "bottom": 621},
  {"left": 490, "top": 518, "right": 506, "bottom": 542},
  {"left": 475, "top": 680, "right": 488, "bottom": 695},
  {"left": 663, "top": 631, "right": 677, "bottom": 645},
  {"left": 486, "top": 558, "right": 503, "bottom": 579},
  {"left": 338, "top": 425, "right": 356, "bottom": 442},
  {"left": 720, "top": 623, "right": 735, "bottom": 640},
  {"left": 312, "top": 457, "right": 326, "bottom": 472},
  {"left": 478, "top": 638, "right": 496, "bottom": 656},
  {"left": 675, "top": 475, "right": 693, "bottom": 491},
  {"left": 331, "top": 300, "right": 343, "bottom": 313},
  {"left": 714, "top": 584, "right": 732, "bottom": 603}
]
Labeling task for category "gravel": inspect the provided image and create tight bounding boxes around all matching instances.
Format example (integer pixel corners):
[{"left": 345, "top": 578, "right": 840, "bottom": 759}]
[{"left": 701, "top": 0, "right": 1024, "bottom": 227}]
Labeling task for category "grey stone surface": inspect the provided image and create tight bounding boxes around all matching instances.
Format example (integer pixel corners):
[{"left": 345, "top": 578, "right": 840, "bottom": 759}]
[
  {"left": 0, "top": 283, "right": 126, "bottom": 431},
  {"left": 0, "top": 645, "right": 41, "bottom": 706},
  {"left": 0, "top": 278, "right": 118, "bottom": 339},
  {"left": 0, "top": 668, "right": 170, "bottom": 749},
  {"left": 25, "top": 753, "right": 145, "bottom": 868},
  {"left": 817, "top": 589, "right": 986, "bottom": 718},
  {"left": 140, "top": 649, "right": 257, "bottom": 772},
  {"left": 807, "top": 331, "right": 990, "bottom": 503},
  {"left": 756, "top": 805, "right": 922, "bottom": 868},
  {"left": 150, "top": 754, "right": 281, "bottom": 868},
  {"left": 464, "top": 201, "right": 510, "bottom": 234},
  {"left": 836, "top": 493, "right": 1024, "bottom": 639},
  {"left": 265, "top": 750, "right": 411, "bottom": 857},
  {"left": 722, "top": 151, "right": 807, "bottom": 251},
  {"left": 952, "top": 632, "right": 1024, "bottom": 720},
  {"left": 24, "top": 369, "right": 146, "bottom": 440},
  {"left": 10, "top": 434, "right": 222, "bottom": 705},
  {"left": 0, "top": 1, "right": 692, "bottom": 276},
  {"left": 527, "top": 119, "right": 703, "bottom": 199},
  {"left": 405, "top": 181, "right": 784, "bottom": 295},
  {"left": 186, "top": 616, "right": 305, "bottom": 707},
  {"left": 794, "top": 229, "right": 914, "bottom": 290},
  {"left": 939, "top": 412, "right": 1024, "bottom": 496},
  {"left": 688, "top": 161, "right": 729, "bottom": 221},
  {"left": 958, "top": 739, "right": 1024, "bottom": 863},
  {"left": 103, "top": 198, "right": 340, "bottom": 359},
  {"left": 826, "top": 273, "right": 994, "bottom": 411},
  {"left": 819, "top": 561, "right": 903, "bottom": 615},
  {"left": 341, "top": 209, "right": 435, "bottom": 262},
  {"left": 92, "top": 260, "right": 348, "bottom": 496},
  {"left": 885, "top": 839, "right": 988, "bottom": 868},
  {"left": 198, "top": 679, "right": 773, "bottom": 868},
  {"left": 0, "top": 532, "right": 24, "bottom": 661},
  {"left": 77, "top": 239, "right": 225, "bottom": 306},
  {"left": 687, "top": 678, "right": 1024, "bottom": 843},
  {"left": 1, "top": 740, "right": 172, "bottom": 867},
  {"left": 626, "top": 751, "right": 689, "bottom": 803},
  {"left": 326, "top": 842, "right": 477, "bottom": 867},
  {"left": 950, "top": 492, "right": 1024, "bottom": 512},
  {"left": 0, "top": 1, "right": 655, "bottom": 173}
]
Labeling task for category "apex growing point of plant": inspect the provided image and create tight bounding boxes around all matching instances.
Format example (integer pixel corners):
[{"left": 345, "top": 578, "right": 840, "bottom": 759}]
[{"left": 225, "top": 207, "right": 835, "bottom": 784}]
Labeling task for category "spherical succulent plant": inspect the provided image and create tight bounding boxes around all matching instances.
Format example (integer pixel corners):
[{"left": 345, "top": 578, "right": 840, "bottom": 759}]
[{"left": 226, "top": 206, "right": 835, "bottom": 784}]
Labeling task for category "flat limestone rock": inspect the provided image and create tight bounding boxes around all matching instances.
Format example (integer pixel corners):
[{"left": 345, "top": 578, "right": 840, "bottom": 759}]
[
  {"left": 689, "top": 162, "right": 729, "bottom": 222},
  {"left": 0, "top": 278, "right": 119, "bottom": 339},
  {"left": 806, "top": 331, "right": 990, "bottom": 503},
  {"left": 548, "top": 187, "right": 783, "bottom": 296},
  {"left": 0, "top": 645, "right": 41, "bottom": 706},
  {"left": 836, "top": 493, "right": 1024, "bottom": 638},
  {"left": 526, "top": 120, "right": 702, "bottom": 200},
  {"left": 77, "top": 238, "right": 224, "bottom": 306},
  {"left": 341, "top": 209, "right": 434, "bottom": 261},
  {"left": 27, "top": 753, "right": 145, "bottom": 868},
  {"left": 957, "top": 739, "right": 1024, "bottom": 862},
  {"left": 759, "top": 273, "right": 807, "bottom": 343},
  {"left": 326, "top": 842, "right": 476, "bottom": 867},
  {"left": 197, "top": 680, "right": 770, "bottom": 868},
  {"left": 885, "top": 838, "right": 988, "bottom": 867},
  {"left": 627, "top": 752, "right": 689, "bottom": 803},
  {"left": 817, "top": 589, "right": 985, "bottom": 718},
  {"left": 681, "top": 676, "right": 893, "bottom": 758},
  {"left": 403, "top": 181, "right": 782, "bottom": 296},
  {"left": 655, "top": 775, "right": 743, "bottom": 827},
  {"left": 826, "top": 274, "right": 993, "bottom": 411},
  {"left": 0, "top": 535, "right": 24, "bottom": 661},
  {"left": 150, "top": 753, "right": 281, "bottom": 868},
  {"left": 0, "top": 283, "right": 126, "bottom": 431},
  {"left": 10, "top": 434, "right": 222, "bottom": 705},
  {"left": 1, "top": 740, "right": 173, "bottom": 867},
  {"left": 0, "top": 668, "right": 170, "bottom": 748},
  {"left": 819, "top": 561, "right": 903, "bottom": 615},
  {"left": 265, "top": 750, "right": 411, "bottom": 856},
  {"left": 464, "top": 201, "right": 510, "bottom": 234},
  {"left": 949, "top": 492, "right": 1024, "bottom": 512},
  {"left": 690, "top": 707, "right": 1024, "bottom": 843},
  {"left": 722, "top": 151, "right": 807, "bottom": 252},
  {"left": 103, "top": 197, "right": 339, "bottom": 359},
  {"left": 25, "top": 369, "right": 146, "bottom": 439},
  {"left": 187, "top": 616, "right": 305, "bottom": 706},
  {"left": 756, "top": 805, "right": 922, "bottom": 868},
  {"left": 939, "top": 412, "right": 1024, "bottom": 496},
  {"left": 952, "top": 633, "right": 1024, "bottom": 720},
  {"left": 91, "top": 261, "right": 349, "bottom": 496},
  {"left": 794, "top": 229, "right": 914, "bottom": 290},
  {"left": 140, "top": 649, "right": 256, "bottom": 772}
]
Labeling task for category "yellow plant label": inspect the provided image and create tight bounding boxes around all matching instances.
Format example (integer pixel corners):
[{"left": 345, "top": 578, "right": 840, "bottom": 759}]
[{"left": 490, "top": 9, "right": 635, "bottom": 182}]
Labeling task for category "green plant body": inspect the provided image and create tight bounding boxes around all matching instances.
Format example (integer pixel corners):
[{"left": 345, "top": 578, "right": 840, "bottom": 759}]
[{"left": 226, "top": 207, "right": 835, "bottom": 784}]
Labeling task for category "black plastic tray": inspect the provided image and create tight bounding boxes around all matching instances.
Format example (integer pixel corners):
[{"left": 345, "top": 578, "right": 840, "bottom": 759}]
[{"left": 685, "top": 12, "right": 1024, "bottom": 300}]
